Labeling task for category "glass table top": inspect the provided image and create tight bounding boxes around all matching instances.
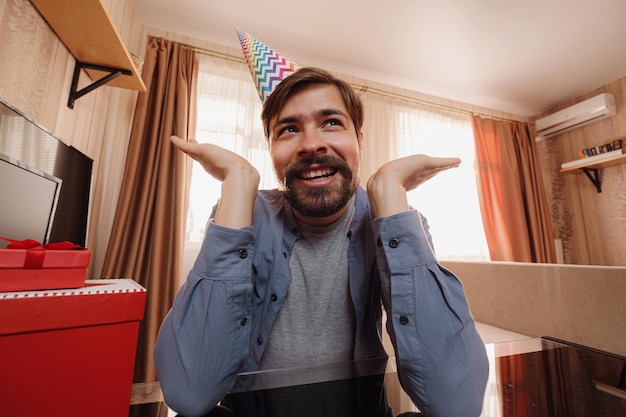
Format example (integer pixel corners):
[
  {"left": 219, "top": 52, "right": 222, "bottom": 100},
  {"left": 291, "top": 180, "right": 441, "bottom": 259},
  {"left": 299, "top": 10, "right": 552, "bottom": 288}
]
[{"left": 134, "top": 337, "right": 626, "bottom": 417}]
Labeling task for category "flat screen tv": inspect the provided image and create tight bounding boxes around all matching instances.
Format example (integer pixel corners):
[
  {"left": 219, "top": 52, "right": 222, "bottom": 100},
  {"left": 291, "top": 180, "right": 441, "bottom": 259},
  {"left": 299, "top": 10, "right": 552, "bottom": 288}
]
[
  {"left": 0, "top": 99, "right": 93, "bottom": 249},
  {"left": 0, "top": 153, "right": 62, "bottom": 247}
]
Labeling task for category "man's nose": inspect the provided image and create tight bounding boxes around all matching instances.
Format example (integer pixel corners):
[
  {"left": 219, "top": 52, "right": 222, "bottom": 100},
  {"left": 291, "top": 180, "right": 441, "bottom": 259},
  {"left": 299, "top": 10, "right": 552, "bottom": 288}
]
[{"left": 297, "top": 129, "right": 327, "bottom": 157}]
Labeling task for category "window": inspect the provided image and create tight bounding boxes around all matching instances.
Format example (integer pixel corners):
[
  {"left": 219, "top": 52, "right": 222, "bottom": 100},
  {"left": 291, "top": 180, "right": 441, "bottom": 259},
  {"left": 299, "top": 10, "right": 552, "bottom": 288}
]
[
  {"left": 183, "top": 55, "right": 489, "bottom": 278},
  {"left": 397, "top": 106, "right": 489, "bottom": 261},
  {"left": 181, "top": 55, "right": 277, "bottom": 277},
  {"left": 186, "top": 55, "right": 276, "bottom": 245}
]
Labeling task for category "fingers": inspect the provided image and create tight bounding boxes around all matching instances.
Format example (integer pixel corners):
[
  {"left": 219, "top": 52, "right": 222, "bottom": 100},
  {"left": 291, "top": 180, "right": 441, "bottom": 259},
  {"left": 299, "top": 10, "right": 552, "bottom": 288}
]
[
  {"left": 169, "top": 135, "right": 184, "bottom": 145},
  {"left": 368, "top": 154, "right": 461, "bottom": 193},
  {"left": 367, "top": 154, "right": 461, "bottom": 217},
  {"left": 418, "top": 155, "right": 461, "bottom": 171},
  {"left": 169, "top": 135, "right": 187, "bottom": 154},
  {"left": 170, "top": 136, "right": 206, "bottom": 164},
  {"left": 404, "top": 156, "right": 461, "bottom": 191},
  {"left": 170, "top": 135, "right": 195, "bottom": 153},
  {"left": 439, "top": 157, "right": 461, "bottom": 168}
]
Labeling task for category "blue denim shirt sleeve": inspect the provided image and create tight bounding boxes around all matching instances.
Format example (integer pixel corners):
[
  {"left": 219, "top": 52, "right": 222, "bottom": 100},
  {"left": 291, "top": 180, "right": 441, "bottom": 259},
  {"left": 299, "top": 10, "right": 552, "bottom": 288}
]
[
  {"left": 374, "top": 210, "right": 489, "bottom": 417},
  {"left": 154, "top": 221, "right": 255, "bottom": 417}
]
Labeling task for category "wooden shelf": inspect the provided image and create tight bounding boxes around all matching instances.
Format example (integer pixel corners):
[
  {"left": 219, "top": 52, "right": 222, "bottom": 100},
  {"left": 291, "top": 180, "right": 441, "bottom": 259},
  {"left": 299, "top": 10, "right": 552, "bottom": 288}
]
[
  {"left": 560, "top": 148, "right": 626, "bottom": 192},
  {"left": 560, "top": 149, "right": 626, "bottom": 173},
  {"left": 31, "top": 0, "right": 146, "bottom": 106}
]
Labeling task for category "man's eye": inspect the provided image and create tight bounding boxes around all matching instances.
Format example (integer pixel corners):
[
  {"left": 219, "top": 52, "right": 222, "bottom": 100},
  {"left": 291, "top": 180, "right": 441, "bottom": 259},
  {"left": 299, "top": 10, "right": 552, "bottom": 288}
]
[
  {"left": 324, "top": 119, "right": 342, "bottom": 127},
  {"left": 278, "top": 126, "right": 297, "bottom": 136}
]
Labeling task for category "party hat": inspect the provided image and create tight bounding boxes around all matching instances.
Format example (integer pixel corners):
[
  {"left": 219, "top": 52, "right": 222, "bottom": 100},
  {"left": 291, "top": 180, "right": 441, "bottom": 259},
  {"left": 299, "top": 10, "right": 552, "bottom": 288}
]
[{"left": 237, "top": 28, "right": 301, "bottom": 102}]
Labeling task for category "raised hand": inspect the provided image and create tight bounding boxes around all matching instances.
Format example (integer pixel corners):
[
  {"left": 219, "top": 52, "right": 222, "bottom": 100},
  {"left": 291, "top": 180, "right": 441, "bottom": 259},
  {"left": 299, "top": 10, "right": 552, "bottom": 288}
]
[
  {"left": 366, "top": 154, "right": 461, "bottom": 218},
  {"left": 170, "top": 135, "right": 260, "bottom": 228}
]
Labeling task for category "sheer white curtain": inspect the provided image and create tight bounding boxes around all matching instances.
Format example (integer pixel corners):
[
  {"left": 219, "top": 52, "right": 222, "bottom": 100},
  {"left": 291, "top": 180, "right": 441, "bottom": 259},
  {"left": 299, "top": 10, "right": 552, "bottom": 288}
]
[
  {"left": 401, "top": 106, "right": 489, "bottom": 260},
  {"left": 183, "top": 56, "right": 489, "bottom": 278},
  {"left": 359, "top": 94, "right": 399, "bottom": 184},
  {"left": 182, "top": 54, "right": 276, "bottom": 277},
  {"left": 362, "top": 92, "right": 489, "bottom": 261}
]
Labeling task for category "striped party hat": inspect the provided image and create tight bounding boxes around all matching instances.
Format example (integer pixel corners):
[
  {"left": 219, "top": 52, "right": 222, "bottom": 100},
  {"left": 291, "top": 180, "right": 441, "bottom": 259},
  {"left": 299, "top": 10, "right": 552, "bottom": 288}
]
[{"left": 237, "top": 28, "right": 301, "bottom": 102}]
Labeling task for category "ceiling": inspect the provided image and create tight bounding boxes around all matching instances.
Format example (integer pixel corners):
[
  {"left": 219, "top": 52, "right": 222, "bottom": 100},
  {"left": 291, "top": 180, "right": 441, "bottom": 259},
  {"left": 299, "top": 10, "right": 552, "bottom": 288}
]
[{"left": 132, "top": 0, "right": 626, "bottom": 117}]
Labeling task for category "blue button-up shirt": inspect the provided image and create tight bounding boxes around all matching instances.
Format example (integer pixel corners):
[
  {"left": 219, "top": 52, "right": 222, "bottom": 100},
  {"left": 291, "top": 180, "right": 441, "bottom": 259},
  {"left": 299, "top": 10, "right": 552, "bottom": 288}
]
[{"left": 155, "top": 186, "right": 488, "bottom": 417}]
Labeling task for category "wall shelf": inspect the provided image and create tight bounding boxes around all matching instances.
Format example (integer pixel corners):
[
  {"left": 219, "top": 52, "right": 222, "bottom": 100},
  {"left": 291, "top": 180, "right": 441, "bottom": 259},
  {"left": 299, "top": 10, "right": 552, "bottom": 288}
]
[
  {"left": 560, "top": 149, "right": 626, "bottom": 192},
  {"left": 31, "top": 0, "right": 146, "bottom": 108}
]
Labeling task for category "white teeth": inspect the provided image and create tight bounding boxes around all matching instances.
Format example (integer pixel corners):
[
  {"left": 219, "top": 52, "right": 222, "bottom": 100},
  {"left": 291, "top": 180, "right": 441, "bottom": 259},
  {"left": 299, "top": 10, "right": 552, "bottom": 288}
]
[{"left": 301, "top": 169, "right": 333, "bottom": 179}]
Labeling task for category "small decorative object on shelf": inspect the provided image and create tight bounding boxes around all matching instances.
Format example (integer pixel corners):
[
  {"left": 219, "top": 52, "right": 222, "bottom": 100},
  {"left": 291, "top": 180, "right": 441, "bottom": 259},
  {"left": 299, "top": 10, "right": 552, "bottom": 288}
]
[
  {"left": 576, "top": 138, "right": 626, "bottom": 159},
  {"left": 130, "top": 52, "right": 144, "bottom": 75}
]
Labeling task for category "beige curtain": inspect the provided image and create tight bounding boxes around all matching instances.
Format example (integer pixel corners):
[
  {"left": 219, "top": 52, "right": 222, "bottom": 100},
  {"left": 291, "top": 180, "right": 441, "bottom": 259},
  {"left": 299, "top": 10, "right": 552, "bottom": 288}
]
[
  {"left": 359, "top": 93, "right": 399, "bottom": 186},
  {"left": 101, "top": 37, "right": 197, "bottom": 383},
  {"left": 472, "top": 116, "right": 556, "bottom": 263}
]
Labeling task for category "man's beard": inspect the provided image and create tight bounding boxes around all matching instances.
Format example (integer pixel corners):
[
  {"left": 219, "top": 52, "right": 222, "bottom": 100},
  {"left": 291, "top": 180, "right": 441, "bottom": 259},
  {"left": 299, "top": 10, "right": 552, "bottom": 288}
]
[{"left": 280, "top": 155, "right": 359, "bottom": 218}]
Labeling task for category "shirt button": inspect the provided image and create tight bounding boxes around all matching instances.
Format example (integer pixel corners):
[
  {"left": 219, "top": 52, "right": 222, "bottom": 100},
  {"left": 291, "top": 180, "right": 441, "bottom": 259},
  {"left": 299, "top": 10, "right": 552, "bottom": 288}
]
[
  {"left": 346, "top": 230, "right": 352, "bottom": 238},
  {"left": 240, "top": 318, "right": 248, "bottom": 326},
  {"left": 389, "top": 238, "right": 399, "bottom": 248},
  {"left": 238, "top": 249, "right": 248, "bottom": 259},
  {"left": 270, "top": 294, "right": 278, "bottom": 302},
  {"left": 376, "top": 238, "right": 383, "bottom": 247},
  {"left": 399, "top": 315, "right": 409, "bottom": 325},
  {"left": 257, "top": 336, "right": 263, "bottom": 345}
]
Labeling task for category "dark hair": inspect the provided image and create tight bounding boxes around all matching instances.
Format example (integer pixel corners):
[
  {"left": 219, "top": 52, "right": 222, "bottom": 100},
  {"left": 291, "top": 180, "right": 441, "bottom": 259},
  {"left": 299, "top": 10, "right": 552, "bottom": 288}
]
[{"left": 261, "top": 67, "right": 364, "bottom": 140}]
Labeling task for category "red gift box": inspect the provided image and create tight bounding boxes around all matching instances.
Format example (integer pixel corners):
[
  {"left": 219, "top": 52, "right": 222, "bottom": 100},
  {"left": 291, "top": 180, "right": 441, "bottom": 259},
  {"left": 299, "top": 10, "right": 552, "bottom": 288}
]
[
  {"left": 0, "top": 279, "right": 147, "bottom": 417},
  {"left": 0, "top": 238, "right": 90, "bottom": 292}
]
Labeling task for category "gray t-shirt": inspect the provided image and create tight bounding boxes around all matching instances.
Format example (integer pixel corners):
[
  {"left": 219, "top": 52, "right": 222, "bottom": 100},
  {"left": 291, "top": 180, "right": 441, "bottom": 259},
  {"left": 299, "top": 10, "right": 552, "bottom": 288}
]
[{"left": 259, "top": 198, "right": 357, "bottom": 370}]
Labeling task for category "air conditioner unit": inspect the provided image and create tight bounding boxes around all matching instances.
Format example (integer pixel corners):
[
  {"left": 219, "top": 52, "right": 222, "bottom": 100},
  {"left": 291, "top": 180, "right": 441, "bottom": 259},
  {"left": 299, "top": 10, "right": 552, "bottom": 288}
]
[{"left": 535, "top": 93, "right": 616, "bottom": 138}]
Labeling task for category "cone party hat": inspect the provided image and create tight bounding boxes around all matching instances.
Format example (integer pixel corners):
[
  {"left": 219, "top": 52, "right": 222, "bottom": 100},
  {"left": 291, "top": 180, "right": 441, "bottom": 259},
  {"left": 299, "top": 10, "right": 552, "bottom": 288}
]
[{"left": 237, "top": 28, "right": 301, "bottom": 102}]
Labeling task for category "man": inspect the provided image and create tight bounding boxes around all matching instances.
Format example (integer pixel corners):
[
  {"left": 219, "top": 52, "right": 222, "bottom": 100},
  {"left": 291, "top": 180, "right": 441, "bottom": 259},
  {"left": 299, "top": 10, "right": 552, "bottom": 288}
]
[{"left": 155, "top": 31, "right": 488, "bottom": 417}]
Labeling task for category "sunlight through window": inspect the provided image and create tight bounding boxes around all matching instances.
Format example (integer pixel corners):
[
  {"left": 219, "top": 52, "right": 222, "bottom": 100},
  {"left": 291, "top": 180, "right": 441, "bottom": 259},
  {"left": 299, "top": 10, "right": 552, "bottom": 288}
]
[
  {"left": 184, "top": 54, "right": 489, "bottom": 279},
  {"left": 398, "top": 108, "right": 490, "bottom": 261}
]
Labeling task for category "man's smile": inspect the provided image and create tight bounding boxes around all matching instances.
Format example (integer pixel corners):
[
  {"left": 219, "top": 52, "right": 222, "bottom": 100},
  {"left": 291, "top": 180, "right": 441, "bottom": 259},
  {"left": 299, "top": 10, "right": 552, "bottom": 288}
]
[{"left": 298, "top": 167, "right": 337, "bottom": 180}]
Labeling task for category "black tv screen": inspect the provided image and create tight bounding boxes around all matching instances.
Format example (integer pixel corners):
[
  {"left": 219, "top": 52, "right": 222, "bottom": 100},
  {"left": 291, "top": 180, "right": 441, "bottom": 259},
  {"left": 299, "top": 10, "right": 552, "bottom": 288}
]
[{"left": 0, "top": 99, "right": 93, "bottom": 249}]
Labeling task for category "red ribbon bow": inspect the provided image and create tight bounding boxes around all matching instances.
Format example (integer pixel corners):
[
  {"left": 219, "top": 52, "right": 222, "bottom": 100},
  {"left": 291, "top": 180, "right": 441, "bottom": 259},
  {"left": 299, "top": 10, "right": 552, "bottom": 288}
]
[
  {"left": 1, "top": 237, "right": 84, "bottom": 250},
  {"left": 1, "top": 237, "right": 85, "bottom": 269}
]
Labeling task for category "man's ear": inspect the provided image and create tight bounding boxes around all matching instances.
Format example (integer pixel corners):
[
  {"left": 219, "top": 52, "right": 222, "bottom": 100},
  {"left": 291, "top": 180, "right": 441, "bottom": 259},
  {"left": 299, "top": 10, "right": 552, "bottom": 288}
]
[{"left": 358, "top": 130, "right": 364, "bottom": 160}]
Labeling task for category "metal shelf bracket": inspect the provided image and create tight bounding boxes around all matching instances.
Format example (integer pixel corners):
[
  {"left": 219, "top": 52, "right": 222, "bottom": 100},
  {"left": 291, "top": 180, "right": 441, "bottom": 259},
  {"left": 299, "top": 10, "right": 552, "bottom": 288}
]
[
  {"left": 68, "top": 60, "right": 132, "bottom": 109},
  {"left": 581, "top": 167, "right": 602, "bottom": 193}
]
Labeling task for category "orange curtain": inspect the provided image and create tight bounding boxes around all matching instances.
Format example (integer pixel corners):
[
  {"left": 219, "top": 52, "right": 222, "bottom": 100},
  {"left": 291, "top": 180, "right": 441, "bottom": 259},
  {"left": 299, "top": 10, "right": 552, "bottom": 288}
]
[
  {"left": 101, "top": 37, "right": 197, "bottom": 383},
  {"left": 472, "top": 116, "right": 555, "bottom": 263}
]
